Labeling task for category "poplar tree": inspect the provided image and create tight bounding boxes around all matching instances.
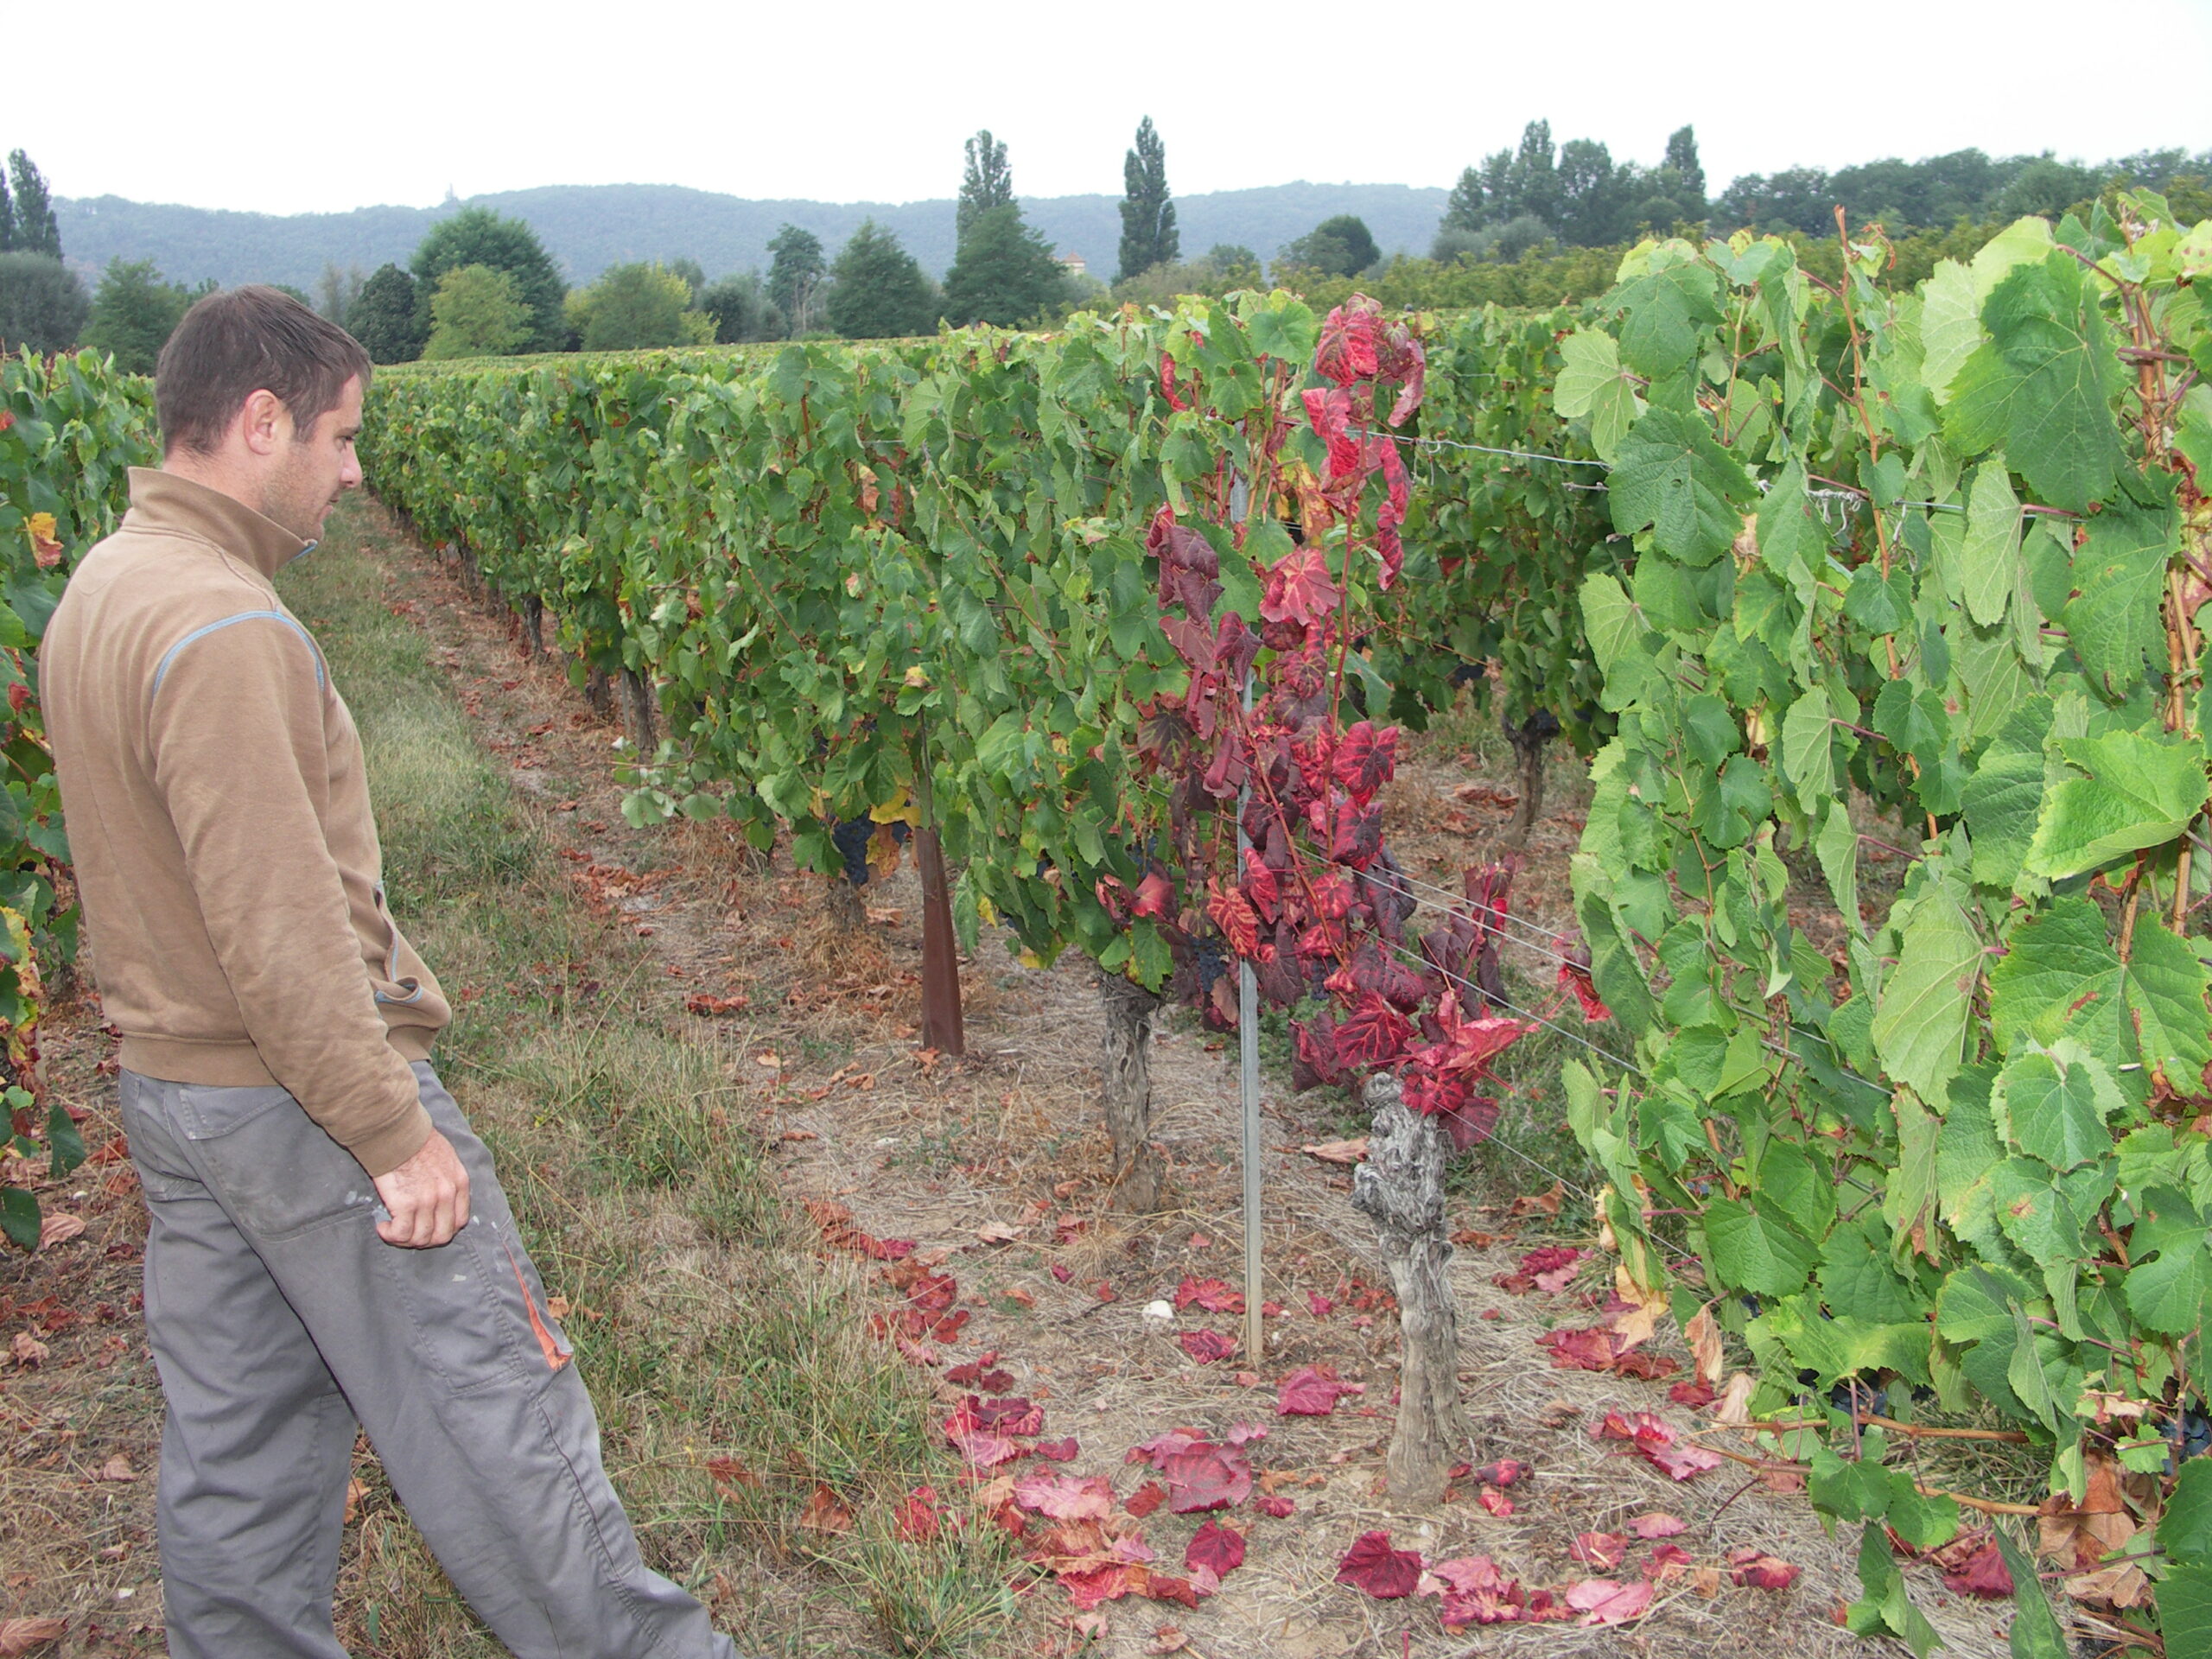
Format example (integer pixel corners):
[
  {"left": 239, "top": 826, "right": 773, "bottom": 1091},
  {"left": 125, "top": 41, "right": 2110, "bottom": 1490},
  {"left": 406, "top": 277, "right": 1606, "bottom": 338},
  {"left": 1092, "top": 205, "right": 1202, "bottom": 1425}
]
[
  {"left": 766, "top": 225, "right": 826, "bottom": 334},
  {"left": 1116, "top": 117, "right": 1179, "bottom": 282},
  {"left": 6, "top": 153, "right": 60, "bottom": 259},
  {"left": 957, "top": 131, "right": 1014, "bottom": 251}
]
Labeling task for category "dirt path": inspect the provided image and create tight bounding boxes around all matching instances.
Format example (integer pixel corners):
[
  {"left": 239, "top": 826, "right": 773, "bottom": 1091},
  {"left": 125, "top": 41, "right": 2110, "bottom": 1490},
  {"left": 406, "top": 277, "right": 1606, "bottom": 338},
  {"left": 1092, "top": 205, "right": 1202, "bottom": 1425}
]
[
  {"left": 0, "top": 494, "right": 2018, "bottom": 1659},
  {"left": 367, "top": 501, "right": 2018, "bottom": 1659}
]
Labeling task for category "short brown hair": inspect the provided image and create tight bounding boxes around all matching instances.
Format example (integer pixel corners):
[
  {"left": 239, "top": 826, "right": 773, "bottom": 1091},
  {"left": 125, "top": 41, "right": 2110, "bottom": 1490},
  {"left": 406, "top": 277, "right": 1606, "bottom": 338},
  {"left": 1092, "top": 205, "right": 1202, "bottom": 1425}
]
[{"left": 155, "top": 285, "right": 372, "bottom": 456}]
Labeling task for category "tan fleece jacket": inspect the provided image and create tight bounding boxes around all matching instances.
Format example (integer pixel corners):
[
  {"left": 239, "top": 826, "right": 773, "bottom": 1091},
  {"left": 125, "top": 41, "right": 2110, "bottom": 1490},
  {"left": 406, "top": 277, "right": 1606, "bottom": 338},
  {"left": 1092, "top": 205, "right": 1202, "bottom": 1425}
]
[{"left": 41, "top": 468, "right": 448, "bottom": 1177}]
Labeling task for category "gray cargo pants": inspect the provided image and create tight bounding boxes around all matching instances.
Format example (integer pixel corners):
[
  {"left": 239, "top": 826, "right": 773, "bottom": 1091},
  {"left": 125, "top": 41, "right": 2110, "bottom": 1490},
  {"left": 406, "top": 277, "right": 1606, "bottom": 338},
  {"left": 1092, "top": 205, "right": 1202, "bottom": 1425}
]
[{"left": 119, "top": 1062, "right": 739, "bottom": 1659}]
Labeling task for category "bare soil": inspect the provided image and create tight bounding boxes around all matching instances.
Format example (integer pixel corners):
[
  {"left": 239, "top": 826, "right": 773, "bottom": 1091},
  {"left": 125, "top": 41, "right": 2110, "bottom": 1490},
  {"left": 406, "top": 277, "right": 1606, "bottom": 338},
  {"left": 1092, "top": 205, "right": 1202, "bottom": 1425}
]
[{"left": 0, "top": 496, "right": 2023, "bottom": 1659}]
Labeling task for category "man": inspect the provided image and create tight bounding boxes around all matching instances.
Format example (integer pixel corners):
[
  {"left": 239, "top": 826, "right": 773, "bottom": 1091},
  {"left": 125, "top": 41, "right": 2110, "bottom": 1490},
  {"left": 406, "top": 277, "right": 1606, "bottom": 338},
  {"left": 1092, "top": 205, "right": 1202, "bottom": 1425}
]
[{"left": 41, "top": 286, "right": 740, "bottom": 1659}]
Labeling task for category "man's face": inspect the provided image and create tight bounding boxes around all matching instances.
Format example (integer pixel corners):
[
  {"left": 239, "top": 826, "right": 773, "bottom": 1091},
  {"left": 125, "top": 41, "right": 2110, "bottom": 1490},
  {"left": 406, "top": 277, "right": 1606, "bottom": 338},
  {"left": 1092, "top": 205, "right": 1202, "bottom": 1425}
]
[{"left": 262, "top": 375, "right": 365, "bottom": 540}]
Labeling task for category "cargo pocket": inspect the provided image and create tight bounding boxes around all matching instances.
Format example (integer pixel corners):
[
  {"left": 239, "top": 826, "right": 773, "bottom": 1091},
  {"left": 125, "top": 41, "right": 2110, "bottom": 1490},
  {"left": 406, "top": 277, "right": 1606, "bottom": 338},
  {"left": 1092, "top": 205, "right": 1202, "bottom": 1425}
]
[
  {"left": 384, "top": 1215, "right": 533, "bottom": 1396},
  {"left": 176, "top": 1083, "right": 377, "bottom": 1239}
]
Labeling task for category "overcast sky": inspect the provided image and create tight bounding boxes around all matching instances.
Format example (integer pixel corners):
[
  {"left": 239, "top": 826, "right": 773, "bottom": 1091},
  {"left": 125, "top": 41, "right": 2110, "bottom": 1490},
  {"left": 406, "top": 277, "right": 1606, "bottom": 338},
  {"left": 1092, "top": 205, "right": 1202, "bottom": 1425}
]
[{"left": 16, "top": 0, "right": 2211, "bottom": 216}]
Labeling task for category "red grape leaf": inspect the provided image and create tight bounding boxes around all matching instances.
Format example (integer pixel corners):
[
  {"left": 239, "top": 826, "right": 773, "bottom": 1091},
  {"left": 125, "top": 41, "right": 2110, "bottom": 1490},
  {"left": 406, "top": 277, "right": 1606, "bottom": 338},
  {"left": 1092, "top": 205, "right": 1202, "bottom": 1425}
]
[
  {"left": 1132, "top": 872, "right": 1173, "bottom": 919},
  {"left": 1124, "top": 1481, "right": 1167, "bottom": 1518},
  {"left": 1033, "top": 1437, "right": 1079, "bottom": 1461},
  {"left": 1628, "top": 1512, "right": 1687, "bottom": 1540},
  {"left": 1179, "top": 1329, "right": 1236, "bottom": 1364},
  {"left": 1185, "top": 1519, "right": 1246, "bottom": 1579},
  {"left": 1565, "top": 1577, "right": 1652, "bottom": 1625},
  {"left": 894, "top": 1484, "right": 941, "bottom": 1541},
  {"left": 1173, "top": 1277, "right": 1244, "bottom": 1315},
  {"left": 1205, "top": 882, "right": 1262, "bottom": 958},
  {"left": 1726, "top": 1548, "right": 1802, "bottom": 1590},
  {"left": 1255, "top": 1493, "right": 1295, "bottom": 1517},
  {"left": 1333, "top": 995, "right": 1414, "bottom": 1071},
  {"left": 1260, "top": 543, "right": 1342, "bottom": 629},
  {"left": 1162, "top": 1443, "right": 1252, "bottom": 1513},
  {"left": 1571, "top": 1532, "right": 1627, "bottom": 1570},
  {"left": 1014, "top": 1472, "right": 1116, "bottom": 1520},
  {"left": 1941, "top": 1539, "right": 2014, "bottom": 1598},
  {"left": 1334, "top": 1529, "right": 1423, "bottom": 1599},
  {"left": 1276, "top": 1363, "right": 1365, "bottom": 1417}
]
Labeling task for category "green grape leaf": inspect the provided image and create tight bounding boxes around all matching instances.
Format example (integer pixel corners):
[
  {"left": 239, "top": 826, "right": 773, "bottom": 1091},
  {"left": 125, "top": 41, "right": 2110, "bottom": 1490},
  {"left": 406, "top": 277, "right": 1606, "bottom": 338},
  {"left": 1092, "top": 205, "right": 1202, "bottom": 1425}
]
[
  {"left": 1611, "top": 261, "right": 1723, "bottom": 378},
  {"left": 1782, "top": 687, "right": 1834, "bottom": 807},
  {"left": 1552, "top": 329, "right": 1642, "bottom": 461},
  {"left": 2005, "top": 1305, "right": 2063, "bottom": 1428},
  {"left": 1989, "top": 1160, "right": 2085, "bottom": 1268},
  {"left": 1957, "top": 461, "right": 2021, "bottom": 628},
  {"left": 2065, "top": 500, "right": 2174, "bottom": 699},
  {"left": 1971, "top": 218, "right": 2056, "bottom": 300},
  {"left": 2024, "top": 730, "right": 2209, "bottom": 880},
  {"left": 1871, "top": 891, "right": 1980, "bottom": 1103},
  {"left": 1992, "top": 1045, "right": 2121, "bottom": 1170},
  {"left": 2159, "top": 1457, "right": 2212, "bottom": 1566},
  {"left": 1937, "top": 1071, "right": 2007, "bottom": 1250},
  {"left": 1810, "top": 1441, "right": 1892, "bottom": 1522},
  {"left": 1815, "top": 799, "right": 1861, "bottom": 933},
  {"left": 2159, "top": 1563, "right": 2212, "bottom": 1659},
  {"left": 1609, "top": 406, "right": 1755, "bottom": 567},
  {"left": 1961, "top": 724, "right": 2050, "bottom": 889},
  {"left": 1986, "top": 896, "right": 2121, "bottom": 1061},
  {"left": 0, "top": 1185, "right": 36, "bottom": 1251},
  {"left": 1755, "top": 461, "right": 1825, "bottom": 602},
  {"left": 1993, "top": 1528, "right": 2067, "bottom": 1659},
  {"left": 2123, "top": 1188, "right": 2212, "bottom": 1336},
  {"left": 1885, "top": 1479, "right": 1960, "bottom": 1551},
  {"left": 1704, "top": 1196, "right": 1820, "bottom": 1296},
  {"left": 1918, "top": 259, "right": 1981, "bottom": 404},
  {"left": 2123, "top": 914, "right": 2212, "bottom": 1090},
  {"left": 1944, "top": 253, "right": 2128, "bottom": 514}
]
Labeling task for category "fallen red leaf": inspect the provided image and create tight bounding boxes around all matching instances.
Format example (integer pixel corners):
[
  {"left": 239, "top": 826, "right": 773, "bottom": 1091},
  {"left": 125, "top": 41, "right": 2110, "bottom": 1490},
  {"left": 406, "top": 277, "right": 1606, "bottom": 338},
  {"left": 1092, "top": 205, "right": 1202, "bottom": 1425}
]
[
  {"left": 1727, "top": 1548, "right": 1802, "bottom": 1590},
  {"left": 1335, "top": 1529, "right": 1423, "bottom": 1599},
  {"left": 1571, "top": 1532, "right": 1627, "bottom": 1570},
  {"left": 1565, "top": 1577, "right": 1652, "bottom": 1625},
  {"left": 1940, "top": 1539, "right": 2013, "bottom": 1599},
  {"left": 1061, "top": 1563, "right": 1139, "bottom": 1611},
  {"left": 1185, "top": 1519, "right": 1246, "bottom": 1579},
  {"left": 1125, "top": 1481, "right": 1167, "bottom": 1518},
  {"left": 1179, "top": 1329, "right": 1236, "bottom": 1364},
  {"left": 1174, "top": 1276, "right": 1245, "bottom": 1315},
  {"left": 1476, "top": 1488, "right": 1514, "bottom": 1516},
  {"left": 1255, "top": 1494, "right": 1295, "bottom": 1518},
  {"left": 1307, "top": 1291, "right": 1335, "bottom": 1317},
  {"left": 1033, "top": 1437, "right": 1079, "bottom": 1461},
  {"left": 1668, "top": 1381, "right": 1717, "bottom": 1408},
  {"left": 894, "top": 1484, "right": 942, "bottom": 1541},
  {"left": 1277, "top": 1363, "right": 1366, "bottom": 1416},
  {"left": 1162, "top": 1444, "right": 1252, "bottom": 1513},
  {"left": 1535, "top": 1326, "right": 1619, "bottom": 1371},
  {"left": 1628, "top": 1513, "right": 1688, "bottom": 1539},
  {"left": 797, "top": 1483, "right": 855, "bottom": 1534},
  {"left": 1471, "top": 1459, "right": 1527, "bottom": 1487},
  {"left": 1014, "top": 1472, "right": 1115, "bottom": 1520}
]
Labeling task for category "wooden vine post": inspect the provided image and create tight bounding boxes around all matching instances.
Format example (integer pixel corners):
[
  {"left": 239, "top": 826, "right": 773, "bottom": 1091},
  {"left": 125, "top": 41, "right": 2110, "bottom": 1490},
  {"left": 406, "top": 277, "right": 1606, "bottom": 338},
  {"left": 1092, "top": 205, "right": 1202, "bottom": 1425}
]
[
  {"left": 1351, "top": 1071, "right": 1462, "bottom": 1503},
  {"left": 912, "top": 757, "right": 964, "bottom": 1058}
]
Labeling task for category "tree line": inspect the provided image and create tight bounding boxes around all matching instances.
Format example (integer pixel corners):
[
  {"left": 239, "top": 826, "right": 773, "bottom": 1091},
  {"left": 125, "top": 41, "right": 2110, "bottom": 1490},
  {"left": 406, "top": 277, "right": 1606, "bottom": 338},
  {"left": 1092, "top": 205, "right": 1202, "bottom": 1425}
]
[{"left": 3, "top": 128, "right": 2207, "bottom": 370}]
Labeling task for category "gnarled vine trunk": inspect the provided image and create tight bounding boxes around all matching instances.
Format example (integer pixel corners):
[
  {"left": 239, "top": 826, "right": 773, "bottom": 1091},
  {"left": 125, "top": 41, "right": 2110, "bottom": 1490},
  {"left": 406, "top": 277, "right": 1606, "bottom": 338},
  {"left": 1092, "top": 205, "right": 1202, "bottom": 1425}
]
[
  {"left": 824, "top": 874, "right": 867, "bottom": 932},
  {"left": 584, "top": 663, "right": 613, "bottom": 721},
  {"left": 1503, "top": 709, "right": 1559, "bottom": 845},
  {"left": 518, "top": 594, "right": 545, "bottom": 659},
  {"left": 1351, "top": 1071, "right": 1463, "bottom": 1503},
  {"left": 618, "top": 669, "right": 658, "bottom": 755},
  {"left": 1097, "top": 969, "right": 1164, "bottom": 1213}
]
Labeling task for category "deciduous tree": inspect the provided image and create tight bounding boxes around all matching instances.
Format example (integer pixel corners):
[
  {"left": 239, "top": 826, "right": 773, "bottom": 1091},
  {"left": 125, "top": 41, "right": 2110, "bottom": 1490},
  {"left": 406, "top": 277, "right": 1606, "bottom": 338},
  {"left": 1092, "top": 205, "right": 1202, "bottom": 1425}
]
[
  {"left": 0, "top": 253, "right": 87, "bottom": 353},
  {"left": 410, "top": 208, "right": 564, "bottom": 353},
  {"left": 423, "top": 264, "right": 529, "bottom": 360},
  {"left": 1279, "top": 215, "right": 1378, "bottom": 280},
  {"left": 698, "top": 272, "right": 784, "bottom": 342},
  {"left": 350, "top": 264, "right": 425, "bottom": 364},
  {"left": 81, "top": 258, "right": 193, "bottom": 374},
  {"left": 565, "top": 263, "right": 712, "bottom": 351},
  {"left": 766, "top": 225, "right": 826, "bottom": 334}
]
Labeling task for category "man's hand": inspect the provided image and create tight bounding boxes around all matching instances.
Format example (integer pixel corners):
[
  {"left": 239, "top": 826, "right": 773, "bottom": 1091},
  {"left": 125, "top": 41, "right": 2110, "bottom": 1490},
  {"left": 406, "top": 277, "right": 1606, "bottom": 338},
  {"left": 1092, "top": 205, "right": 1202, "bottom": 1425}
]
[{"left": 373, "top": 1130, "right": 470, "bottom": 1248}]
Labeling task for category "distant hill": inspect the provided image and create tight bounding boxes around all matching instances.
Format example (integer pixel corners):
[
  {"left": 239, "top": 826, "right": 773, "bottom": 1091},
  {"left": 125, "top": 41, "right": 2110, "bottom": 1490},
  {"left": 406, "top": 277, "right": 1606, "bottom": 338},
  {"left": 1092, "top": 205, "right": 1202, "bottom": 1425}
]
[{"left": 54, "top": 181, "right": 1453, "bottom": 292}]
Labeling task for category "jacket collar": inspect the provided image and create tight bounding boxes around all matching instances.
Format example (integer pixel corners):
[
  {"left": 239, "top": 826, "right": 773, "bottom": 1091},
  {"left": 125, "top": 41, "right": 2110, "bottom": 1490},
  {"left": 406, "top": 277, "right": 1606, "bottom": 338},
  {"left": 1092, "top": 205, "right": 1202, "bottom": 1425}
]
[{"left": 122, "top": 468, "right": 314, "bottom": 580}]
